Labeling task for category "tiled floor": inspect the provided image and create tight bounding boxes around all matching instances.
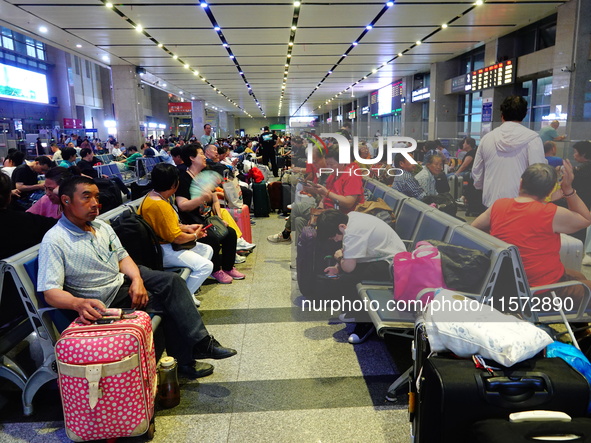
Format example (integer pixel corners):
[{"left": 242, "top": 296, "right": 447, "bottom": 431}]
[{"left": 0, "top": 213, "right": 409, "bottom": 443}]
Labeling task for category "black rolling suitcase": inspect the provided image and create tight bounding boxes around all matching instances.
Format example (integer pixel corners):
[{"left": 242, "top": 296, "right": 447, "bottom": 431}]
[
  {"left": 471, "top": 418, "right": 591, "bottom": 443},
  {"left": 252, "top": 181, "right": 271, "bottom": 217},
  {"left": 413, "top": 354, "right": 590, "bottom": 443}
]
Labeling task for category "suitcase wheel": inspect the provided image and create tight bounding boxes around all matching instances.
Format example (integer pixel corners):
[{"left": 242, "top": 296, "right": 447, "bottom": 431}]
[{"left": 146, "top": 419, "right": 156, "bottom": 440}]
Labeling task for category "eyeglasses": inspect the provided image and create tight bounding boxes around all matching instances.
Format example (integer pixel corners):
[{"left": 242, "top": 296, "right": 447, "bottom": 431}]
[{"left": 90, "top": 233, "right": 118, "bottom": 263}]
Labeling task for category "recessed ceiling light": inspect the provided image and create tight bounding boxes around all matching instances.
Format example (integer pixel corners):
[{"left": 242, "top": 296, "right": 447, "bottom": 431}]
[
  {"left": 76, "top": 44, "right": 82, "bottom": 48},
  {"left": 287, "top": 54, "right": 291, "bottom": 58},
  {"left": 352, "top": 41, "right": 358, "bottom": 46},
  {"left": 416, "top": 40, "right": 422, "bottom": 45},
  {"left": 386, "top": 1, "right": 394, "bottom": 6},
  {"left": 475, "top": 0, "right": 483, "bottom": 4},
  {"left": 184, "top": 64, "right": 190, "bottom": 69},
  {"left": 366, "top": 25, "right": 373, "bottom": 30},
  {"left": 162, "top": 83, "right": 167, "bottom": 87},
  {"left": 372, "top": 68, "right": 377, "bottom": 73},
  {"left": 39, "top": 26, "right": 48, "bottom": 33},
  {"left": 214, "top": 26, "right": 221, "bottom": 31},
  {"left": 442, "top": 23, "right": 448, "bottom": 28},
  {"left": 102, "top": 55, "right": 110, "bottom": 62},
  {"left": 288, "top": 42, "right": 293, "bottom": 46},
  {"left": 398, "top": 52, "right": 403, "bottom": 56},
  {"left": 105, "top": 2, "right": 113, "bottom": 8},
  {"left": 200, "top": 2, "right": 208, "bottom": 7},
  {"left": 294, "top": 1, "right": 301, "bottom": 6},
  {"left": 191, "top": 96, "right": 195, "bottom": 100},
  {"left": 223, "top": 43, "right": 228, "bottom": 47},
  {"left": 173, "top": 54, "right": 178, "bottom": 59},
  {"left": 239, "top": 71, "right": 244, "bottom": 75},
  {"left": 179, "top": 91, "right": 183, "bottom": 94},
  {"left": 136, "top": 24, "right": 143, "bottom": 32},
  {"left": 157, "top": 43, "right": 163, "bottom": 48},
  {"left": 291, "top": 26, "right": 297, "bottom": 31},
  {"left": 194, "top": 71, "right": 199, "bottom": 76}
]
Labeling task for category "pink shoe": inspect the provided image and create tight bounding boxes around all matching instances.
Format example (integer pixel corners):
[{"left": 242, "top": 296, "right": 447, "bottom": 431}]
[
  {"left": 211, "top": 270, "right": 232, "bottom": 284},
  {"left": 225, "top": 267, "right": 246, "bottom": 280}
]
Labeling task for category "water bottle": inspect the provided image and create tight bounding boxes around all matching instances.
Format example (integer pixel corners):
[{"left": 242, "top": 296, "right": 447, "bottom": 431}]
[{"left": 157, "top": 356, "right": 180, "bottom": 408}]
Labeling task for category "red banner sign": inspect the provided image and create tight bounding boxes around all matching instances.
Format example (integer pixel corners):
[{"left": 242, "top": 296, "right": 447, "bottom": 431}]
[
  {"left": 63, "top": 118, "right": 83, "bottom": 129},
  {"left": 168, "top": 102, "right": 192, "bottom": 114}
]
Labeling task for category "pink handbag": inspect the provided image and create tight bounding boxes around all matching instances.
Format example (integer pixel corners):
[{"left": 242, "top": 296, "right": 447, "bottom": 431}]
[{"left": 393, "top": 241, "right": 446, "bottom": 305}]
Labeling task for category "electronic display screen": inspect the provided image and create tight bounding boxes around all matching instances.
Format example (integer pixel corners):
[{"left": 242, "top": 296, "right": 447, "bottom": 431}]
[
  {"left": 0, "top": 63, "right": 49, "bottom": 104},
  {"left": 371, "top": 80, "right": 403, "bottom": 116},
  {"left": 471, "top": 60, "right": 515, "bottom": 92}
]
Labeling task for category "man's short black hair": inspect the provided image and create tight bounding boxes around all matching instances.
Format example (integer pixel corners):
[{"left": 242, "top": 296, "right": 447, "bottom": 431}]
[
  {"left": 7, "top": 150, "right": 25, "bottom": 166},
  {"left": 500, "top": 95, "right": 528, "bottom": 122},
  {"left": 204, "top": 124, "right": 211, "bottom": 129},
  {"left": 127, "top": 145, "right": 138, "bottom": 153},
  {"left": 316, "top": 209, "right": 349, "bottom": 241},
  {"left": 151, "top": 162, "right": 180, "bottom": 192},
  {"left": 80, "top": 147, "right": 92, "bottom": 158},
  {"left": 45, "top": 166, "right": 72, "bottom": 186},
  {"left": 60, "top": 147, "right": 77, "bottom": 161},
  {"left": 573, "top": 141, "right": 591, "bottom": 160},
  {"left": 543, "top": 141, "right": 556, "bottom": 154},
  {"left": 263, "top": 126, "right": 270, "bottom": 131},
  {"left": 36, "top": 155, "right": 54, "bottom": 167},
  {"left": 170, "top": 146, "right": 182, "bottom": 158},
  {"left": 59, "top": 175, "right": 96, "bottom": 200}
]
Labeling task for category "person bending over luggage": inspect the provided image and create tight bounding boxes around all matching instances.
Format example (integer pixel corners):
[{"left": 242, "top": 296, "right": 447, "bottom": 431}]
[
  {"left": 138, "top": 163, "right": 214, "bottom": 301},
  {"left": 472, "top": 161, "right": 591, "bottom": 308},
  {"left": 175, "top": 144, "right": 246, "bottom": 284},
  {"left": 27, "top": 166, "right": 73, "bottom": 219},
  {"left": 38, "top": 175, "right": 237, "bottom": 379},
  {"left": 316, "top": 209, "right": 406, "bottom": 345},
  {"left": 268, "top": 143, "right": 364, "bottom": 244},
  {"left": 0, "top": 172, "right": 57, "bottom": 259}
]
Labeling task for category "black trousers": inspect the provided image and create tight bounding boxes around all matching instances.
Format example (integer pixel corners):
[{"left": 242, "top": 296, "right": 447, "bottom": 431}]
[
  {"left": 262, "top": 149, "right": 278, "bottom": 177},
  {"left": 199, "top": 226, "right": 237, "bottom": 271},
  {"left": 110, "top": 266, "right": 209, "bottom": 365}
]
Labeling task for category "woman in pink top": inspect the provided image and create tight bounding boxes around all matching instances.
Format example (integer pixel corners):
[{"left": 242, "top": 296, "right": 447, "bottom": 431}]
[
  {"left": 27, "top": 167, "right": 72, "bottom": 219},
  {"left": 472, "top": 161, "right": 591, "bottom": 307}
]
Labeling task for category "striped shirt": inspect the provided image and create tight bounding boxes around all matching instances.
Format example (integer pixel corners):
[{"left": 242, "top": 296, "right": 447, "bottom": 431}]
[{"left": 38, "top": 216, "right": 128, "bottom": 306}]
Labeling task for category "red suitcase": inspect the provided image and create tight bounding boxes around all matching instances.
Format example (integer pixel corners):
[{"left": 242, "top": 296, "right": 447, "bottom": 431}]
[
  {"left": 268, "top": 181, "right": 283, "bottom": 211},
  {"left": 55, "top": 310, "right": 157, "bottom": 442},
  {"left": 227, "top": 204, "right": 252, "bottom": 244}
]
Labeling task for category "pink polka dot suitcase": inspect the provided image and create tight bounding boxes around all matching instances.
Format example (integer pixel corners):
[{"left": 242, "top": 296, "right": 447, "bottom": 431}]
[{"left": 55, "top": 311, "right": 157, "bottom": 442}]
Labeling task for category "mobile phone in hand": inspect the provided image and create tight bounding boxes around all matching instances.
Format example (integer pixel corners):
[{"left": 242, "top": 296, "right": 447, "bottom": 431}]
[{"left": 203, "top": 223, "right": 214, "bottom": 230}]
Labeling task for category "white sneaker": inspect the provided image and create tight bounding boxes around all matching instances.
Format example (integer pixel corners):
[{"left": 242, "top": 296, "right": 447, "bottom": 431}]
[
  {"left": 583, "top": 254, "right": 591, "bottom": 267},
  {"left": 235, "top": 254, "right": 246, "bottom": 264},
  {"left": 236, "top": 237, "right": 256, "bottom": 251},
  {"left": 267, "top": 232, "right": 291, "bottom": 243},
  {"left": 194, "top": 296, "right": 201, "bottom": 307}
]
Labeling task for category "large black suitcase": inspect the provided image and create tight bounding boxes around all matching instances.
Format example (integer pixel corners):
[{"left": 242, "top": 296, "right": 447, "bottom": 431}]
[
  {"left": 252, "top": 181, "right": 270, "bottom": 217},
  {"left": 281, "top": 182, "right": 291, "bottom": 214},
  {"left": 414, "top": 355, "right": 590, "bottom": 443}
]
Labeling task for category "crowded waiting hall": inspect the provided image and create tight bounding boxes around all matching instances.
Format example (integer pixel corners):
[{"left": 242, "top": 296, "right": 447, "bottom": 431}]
[{"left": 1, "top": 0, "right": 591, "bottom": 441}]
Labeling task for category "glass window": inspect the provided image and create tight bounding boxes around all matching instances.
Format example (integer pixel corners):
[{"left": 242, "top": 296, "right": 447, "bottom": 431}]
[
  {"left": 85, "top": 59, "right": 91, "bottom": 78},
  {"left": 74, "top": 55, "right": 80, "bottom": 75}
]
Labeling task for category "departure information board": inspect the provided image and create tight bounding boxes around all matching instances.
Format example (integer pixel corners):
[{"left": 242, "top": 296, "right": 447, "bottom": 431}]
[
  {"left": 471, "top": 60, "right": 515, "bottom": 92},
  {"left": 370, "top": 79, "right": 403, "bottom": 116}
]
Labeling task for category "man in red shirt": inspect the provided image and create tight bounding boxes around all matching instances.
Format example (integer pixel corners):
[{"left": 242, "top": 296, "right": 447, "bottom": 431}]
[{"left": 267, "top": 145, "right": 364, "bottom": 243}]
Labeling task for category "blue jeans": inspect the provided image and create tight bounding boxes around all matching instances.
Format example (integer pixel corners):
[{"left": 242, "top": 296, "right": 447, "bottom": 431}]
[{"left": 111, "top": 266, "right": 209, "bottom": 365}]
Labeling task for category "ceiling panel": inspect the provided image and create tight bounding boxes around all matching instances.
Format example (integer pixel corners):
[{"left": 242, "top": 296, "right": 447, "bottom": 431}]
[
  {"left": 0, "top": 0, "right": 566, "bottom": 116},
  {"left": 213, "top": 5, "right": 293, "bottom": 27},
  {"left": 298, "top": 5, "right": 385, "bottom": 27}
]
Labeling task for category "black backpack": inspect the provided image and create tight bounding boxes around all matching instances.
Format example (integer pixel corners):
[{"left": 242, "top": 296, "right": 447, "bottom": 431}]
[
  {"left": 110, "top": 209, "right": 164, "bottom": 271},
  {"left": 94, "top": 178, "right": 123, "bottom": 213}
]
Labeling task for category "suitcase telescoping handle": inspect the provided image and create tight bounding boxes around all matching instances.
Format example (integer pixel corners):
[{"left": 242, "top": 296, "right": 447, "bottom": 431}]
[{"left": 478, "top": 373, "right": 552, "bottom": 408}]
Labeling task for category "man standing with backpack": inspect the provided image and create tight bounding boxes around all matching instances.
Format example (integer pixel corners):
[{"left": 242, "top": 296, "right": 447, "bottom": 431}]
[{"left": 259, "top": 126, "right": 279, "bottom": 177}]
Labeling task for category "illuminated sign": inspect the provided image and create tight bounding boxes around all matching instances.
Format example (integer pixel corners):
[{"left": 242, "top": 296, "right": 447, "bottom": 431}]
[
  {"left": 361, "top": 106, "right": 370, "bottom": 114},
  {"left": 370, "top": 79, "right": 403, "bottom": 116},
  {"left": 0, "top": 63, "right": 49, "bottom": 104},
  {"left": 348, "top": 110, "right": 356, "bottom": 119},
  {"left": 168, "top": 102, "right": 192, "bottom": 113},
  {"left": 411, "top": 87, "right": 430, "bottom": 102},
  {"left": 63, "top": 118, "right": 83, "bottom": 129},
  {"left": 471, "top": 60, "right": 516, "bottom": 92}
]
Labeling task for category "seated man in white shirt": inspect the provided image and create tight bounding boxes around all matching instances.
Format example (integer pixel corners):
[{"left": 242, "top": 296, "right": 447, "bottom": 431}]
[{"left": 317, "top": 210, "right": 406, "bottom": 344}]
